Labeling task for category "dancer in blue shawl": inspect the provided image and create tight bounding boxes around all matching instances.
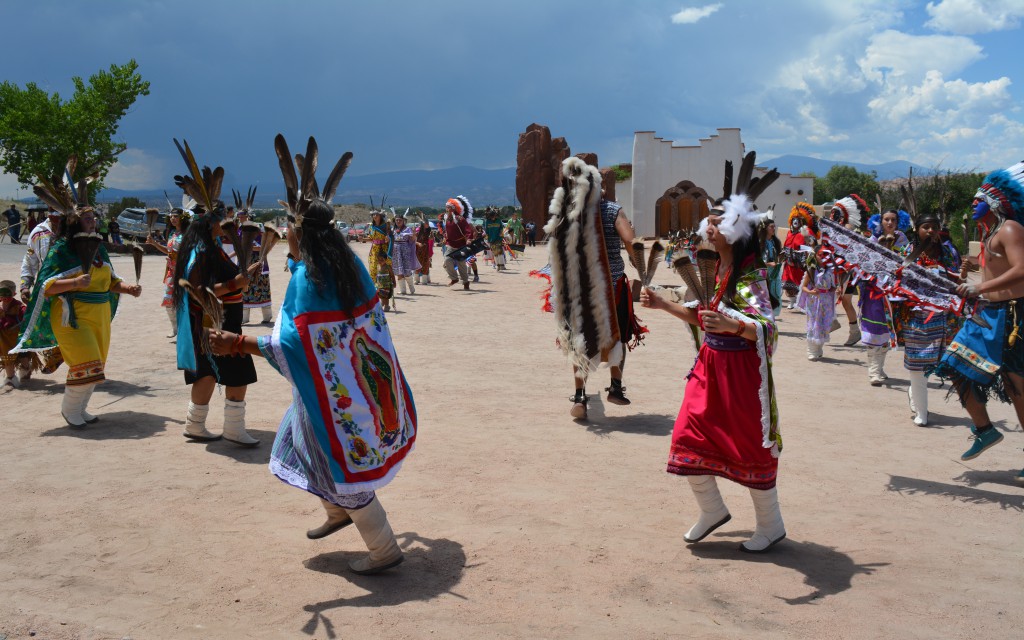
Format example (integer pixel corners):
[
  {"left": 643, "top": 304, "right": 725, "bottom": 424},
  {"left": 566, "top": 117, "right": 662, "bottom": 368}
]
[{"left": 210, "top": 136, "right": 415, "bottom": 574}]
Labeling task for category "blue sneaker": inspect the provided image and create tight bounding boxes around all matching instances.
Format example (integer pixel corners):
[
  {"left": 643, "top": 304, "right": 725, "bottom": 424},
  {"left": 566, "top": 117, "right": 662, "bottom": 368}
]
[
  {"left": 1016, "top": 468, "right": 1024, "bottom": 484},
  {"left": 961, "top": 426, "right": 1003, "bottom": 461}
]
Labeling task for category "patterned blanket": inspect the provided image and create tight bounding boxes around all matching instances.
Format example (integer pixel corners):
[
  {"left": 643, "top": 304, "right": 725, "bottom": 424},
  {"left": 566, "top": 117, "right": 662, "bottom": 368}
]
[{"left": 820, "top": 218, "right": 964, "bottom": 315}]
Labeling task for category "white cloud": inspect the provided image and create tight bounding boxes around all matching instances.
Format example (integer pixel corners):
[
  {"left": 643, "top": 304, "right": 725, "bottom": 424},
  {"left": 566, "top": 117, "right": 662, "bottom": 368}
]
[
  {"left": 859, "top": 30, "right": 984, "bottom": 83},
  {"left": 104, "top": 148, "right": 166, "bottom": 190},
  {"left": 754, "top": 4, "right": 1024, "bottom": 170},
  {"left": 671, "top": 3, "right": 723, "bottom": 25},
  {"left": 925, "top": 0, "right": 1024, "bottom": 34}
]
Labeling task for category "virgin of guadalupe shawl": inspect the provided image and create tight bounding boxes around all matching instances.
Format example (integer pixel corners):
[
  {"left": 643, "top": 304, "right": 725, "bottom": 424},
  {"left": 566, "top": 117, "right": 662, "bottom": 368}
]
[
  {"left": 668, "top": 258, "right": 781, "bottom": 489},
  {"left": 258, "top": 257, "right": 416, "bottom": 499},
  {"left": 543, "top": 157, "right": 621, "bottom": 379},
  {"left": 13, "top": 238, "right": 120, "bottom": 354}
]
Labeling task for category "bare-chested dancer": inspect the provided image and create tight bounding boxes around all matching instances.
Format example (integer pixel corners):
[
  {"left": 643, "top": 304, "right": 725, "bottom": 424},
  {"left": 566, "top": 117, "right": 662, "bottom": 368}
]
[{"left": 932, "top": 162, "right": 1024, "bottom": 479}]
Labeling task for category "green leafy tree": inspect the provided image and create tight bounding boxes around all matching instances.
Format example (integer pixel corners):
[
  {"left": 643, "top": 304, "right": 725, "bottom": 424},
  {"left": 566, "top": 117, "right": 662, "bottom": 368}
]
[
  {"left": 0, "top": 60, "right": 150, "bottom": 191},
  {"left": 815, "top": 165, "right": 880, "bottom": 205},
  {"left": 108, "top": 196, "right": 146, "bottom": 219}
]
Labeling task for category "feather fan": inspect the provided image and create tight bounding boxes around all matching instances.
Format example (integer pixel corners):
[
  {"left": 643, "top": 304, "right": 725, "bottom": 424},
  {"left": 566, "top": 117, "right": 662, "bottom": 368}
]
[
  {"left": 631, "top": 241, "right": 647, "bottom": 285},
  {"left": 145, "top": 208, "right": 159, "bottom": 235},
  {"left": 672, "top": 255, "right": 708, "bottom": 307},
  {"left": 131, "top": 242, "right": 144, "bottom": 284},
  {"left": 644, "top": 240, "right": 665, "bottom": 286},
  {"left": 695, "top": 247, "right": 719, "bottom": 307},
  {"left": 256, "top": 225, "right": 281, "bottom": 265},
  {"left": 238, "top": 221, "right": 262, "bottom": 270},
  {"left": 72, "top": 232, "right": 102, "bottom": 274},
  {"left": 177, "top": 279, "right": 223, "bottom": 355}
]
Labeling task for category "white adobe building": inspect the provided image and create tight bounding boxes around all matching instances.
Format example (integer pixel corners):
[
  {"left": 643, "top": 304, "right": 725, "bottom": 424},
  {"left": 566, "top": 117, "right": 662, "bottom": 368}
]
[{"left": 618, "top": 128, "right": 813, "bottom": 238}]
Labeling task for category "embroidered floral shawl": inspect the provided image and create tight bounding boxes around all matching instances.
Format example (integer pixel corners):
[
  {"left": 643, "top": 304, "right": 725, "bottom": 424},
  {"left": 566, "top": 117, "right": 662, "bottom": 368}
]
[{"left": 259, "top": 258, "right": 416, "bottom": 495}]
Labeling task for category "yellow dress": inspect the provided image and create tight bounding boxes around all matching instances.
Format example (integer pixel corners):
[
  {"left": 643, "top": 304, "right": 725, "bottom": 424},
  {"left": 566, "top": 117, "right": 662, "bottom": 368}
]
[{"left": 47, "top": 263, "right": 120, "bottom": 386}]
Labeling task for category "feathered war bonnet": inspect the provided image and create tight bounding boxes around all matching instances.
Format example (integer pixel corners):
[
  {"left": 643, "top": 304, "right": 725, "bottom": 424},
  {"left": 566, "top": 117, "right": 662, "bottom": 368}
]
[
  {"left": 975, "top": 160, "right": 1024, "bottom": 224},
  {"left": 831, "top": 194, "right": 868, "bottom": 229},
  {"left": 697, "top": 151, "right": 780, "bottom": 244},
  {"left": 454, "top": 194, "right": 473, "bottom": 218},
  {"left": 273, "top": 134, "right": 353, "bottom": 229},
  {"left": 787, "top": 202, "right": 816, "bottom": 233}
]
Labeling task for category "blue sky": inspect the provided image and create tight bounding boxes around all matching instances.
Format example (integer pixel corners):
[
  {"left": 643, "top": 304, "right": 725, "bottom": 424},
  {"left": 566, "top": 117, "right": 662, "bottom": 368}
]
[{"left": 1, "top": 0, "right": 1022, "bottom": 197}]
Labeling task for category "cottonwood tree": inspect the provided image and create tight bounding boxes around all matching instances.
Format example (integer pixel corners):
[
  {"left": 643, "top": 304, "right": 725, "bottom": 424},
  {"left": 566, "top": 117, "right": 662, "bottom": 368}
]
[{"left": 0, "top": 60, "right": 150, "bottom": 190}]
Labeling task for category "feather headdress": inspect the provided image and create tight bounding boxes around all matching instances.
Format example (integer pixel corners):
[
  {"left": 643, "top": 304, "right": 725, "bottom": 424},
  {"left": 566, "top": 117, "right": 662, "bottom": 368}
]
[
  {"left": 231, "top": 185, "right": 258, "bottom": 214},
  {"left": 274, "top": 134, "right": 353, "bottom": 228},
  {"left": 975, "top": 160, "right": 1024, "bottom": 224},
  {"left": 698, "top": 151, "right": 780, "bottom": 245},
  {"left": 454, "top": 195, "right": 474, "bottom": 218},
  {"left": 788, "top": 202, "right": 816, "bottom": 230},
  {"left": 172, "top": 139, "right": 225, "bottom": 219},
  {"left": 32, "top": 155, "right": 104, "bottom": 217},
  {"left": 831, "top": 195, "right": 868, "bottom": 229}
]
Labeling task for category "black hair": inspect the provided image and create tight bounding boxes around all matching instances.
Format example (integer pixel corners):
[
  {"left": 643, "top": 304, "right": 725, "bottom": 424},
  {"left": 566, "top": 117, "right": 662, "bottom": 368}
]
[
  {"left": 724, "top": 230, "right": 764, "bottom": 304},
  {"left": 299, "top": 199, "right": 364, "bottom": 309},
  {"left": 172, "top": 213, "right": 220, "bottom": 311}
]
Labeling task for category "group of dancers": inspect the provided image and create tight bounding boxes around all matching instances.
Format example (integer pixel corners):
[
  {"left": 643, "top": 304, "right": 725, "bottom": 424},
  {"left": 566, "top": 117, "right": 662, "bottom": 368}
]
[
  {"left": 540, "top": 152, "right": 1024, "bottom": 556},
  {"left": 2, "top": 136, "right": 417, "bottom": 574},
  {"left": 361, "top": 200, "right": 525, "bottom": 308},
  {"left": 4, "top": 137, "right": 1022, "bottom": 571}
]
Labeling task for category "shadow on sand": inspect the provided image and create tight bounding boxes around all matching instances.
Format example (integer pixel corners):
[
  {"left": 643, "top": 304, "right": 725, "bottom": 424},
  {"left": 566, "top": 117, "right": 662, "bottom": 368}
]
[
  {"left": 689, "top": 537, "right": 888, "bottom": 605},
  {"left": 38, "top": 409, "right": 175, "bottom": 440},
  {"left": 185, "top": 429, "right": 277, "bottom": 464},
  {"left": 299, "top": 532, "right": 470, "bottom": 638},
  {"left": 886, "top": 474, "right": 1023, "bottom": 512}
]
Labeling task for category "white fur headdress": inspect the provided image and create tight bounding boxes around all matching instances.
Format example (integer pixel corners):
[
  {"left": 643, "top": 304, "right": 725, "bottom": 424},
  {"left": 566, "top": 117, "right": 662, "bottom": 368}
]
[{"left": 697, "top": 151, "right": 779, "bottom": 244}]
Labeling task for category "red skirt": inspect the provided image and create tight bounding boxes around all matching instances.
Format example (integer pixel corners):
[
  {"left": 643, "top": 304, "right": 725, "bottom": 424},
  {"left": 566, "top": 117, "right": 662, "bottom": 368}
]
[{"left": 667, "top": 334, "right": 778, "bottom": 489}]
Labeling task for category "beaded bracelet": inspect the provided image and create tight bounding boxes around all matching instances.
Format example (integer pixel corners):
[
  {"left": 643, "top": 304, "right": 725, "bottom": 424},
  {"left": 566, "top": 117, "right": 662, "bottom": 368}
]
[{"left": 730, "top": 319, "right": 747, "bottom": 336}]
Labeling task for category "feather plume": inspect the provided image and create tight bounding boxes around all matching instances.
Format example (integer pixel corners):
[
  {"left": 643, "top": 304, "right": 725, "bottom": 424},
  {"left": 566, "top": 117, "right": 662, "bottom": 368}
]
[
  {"left": 735, "top": 152, "right": 756, "bottom": 196},
  {"left": 232, "top": 188, "right": 243, "bottom": 211},
  {"left": 246, "top": 184, "right": 257, "bottom": 210},
  {"left": 696, "top": 248, "right": 719, "bottom": 306},
  {"left": 321, "top": 152, "right": 353, "bottom": 202},
  {"left": 899, "top": 183, "right": 917, "bottom": 220},
  {"left": 172, "top": 139, "right": 211, "bottom": 209},
  {"left": 274, "top": 134, "right": 298, "bottom": 214},
  {"left": 300, "top": 137, "right": 320, "bottom": 200},
  {"left": 645, "top": 240, "right": 665, "bottom": 286},
  {"left": 746, "top": 168, "right": 780, "bottom": 201},
  {"left": 131, "top": 242, "right": 144, "bottom": 284},
  {"left": 631, "top": 241, "right": 647, "bottom": 285},
  {"left": 722, "top": 160, "right": 733, "bottom": 199},
  {"left": 672, "top": 255, "right": 707, "bottom": 307}
]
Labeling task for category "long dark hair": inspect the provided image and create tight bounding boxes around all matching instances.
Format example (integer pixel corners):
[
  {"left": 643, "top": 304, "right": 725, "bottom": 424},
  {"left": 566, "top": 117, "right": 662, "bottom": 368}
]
[
  {"left": 172, "top": 211, "right": 223, "bottom": 311},
  {"left": 724, "top": 230, "right": 764, "bottom": 305},
  {"left": 300, "top": 199, "right": 365, "bottom": 309}
]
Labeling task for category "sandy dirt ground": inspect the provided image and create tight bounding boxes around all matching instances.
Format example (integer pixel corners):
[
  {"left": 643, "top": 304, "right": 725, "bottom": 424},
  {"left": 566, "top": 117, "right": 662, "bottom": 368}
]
[{"left": 0, "top": 238, "right": 1021, "bottom": 640}]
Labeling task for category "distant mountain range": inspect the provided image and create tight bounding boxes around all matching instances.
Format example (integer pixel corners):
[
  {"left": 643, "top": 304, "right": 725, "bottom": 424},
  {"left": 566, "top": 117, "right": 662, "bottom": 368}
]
[
  {"left": 763, "top": 155, "right": 932, "bottom": 180},
  {"left": 96, "top": 166, "right": 520, "bottom": 209},
  {"left": 35, "top": 156, "right": 942, "bottom": 208}
]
